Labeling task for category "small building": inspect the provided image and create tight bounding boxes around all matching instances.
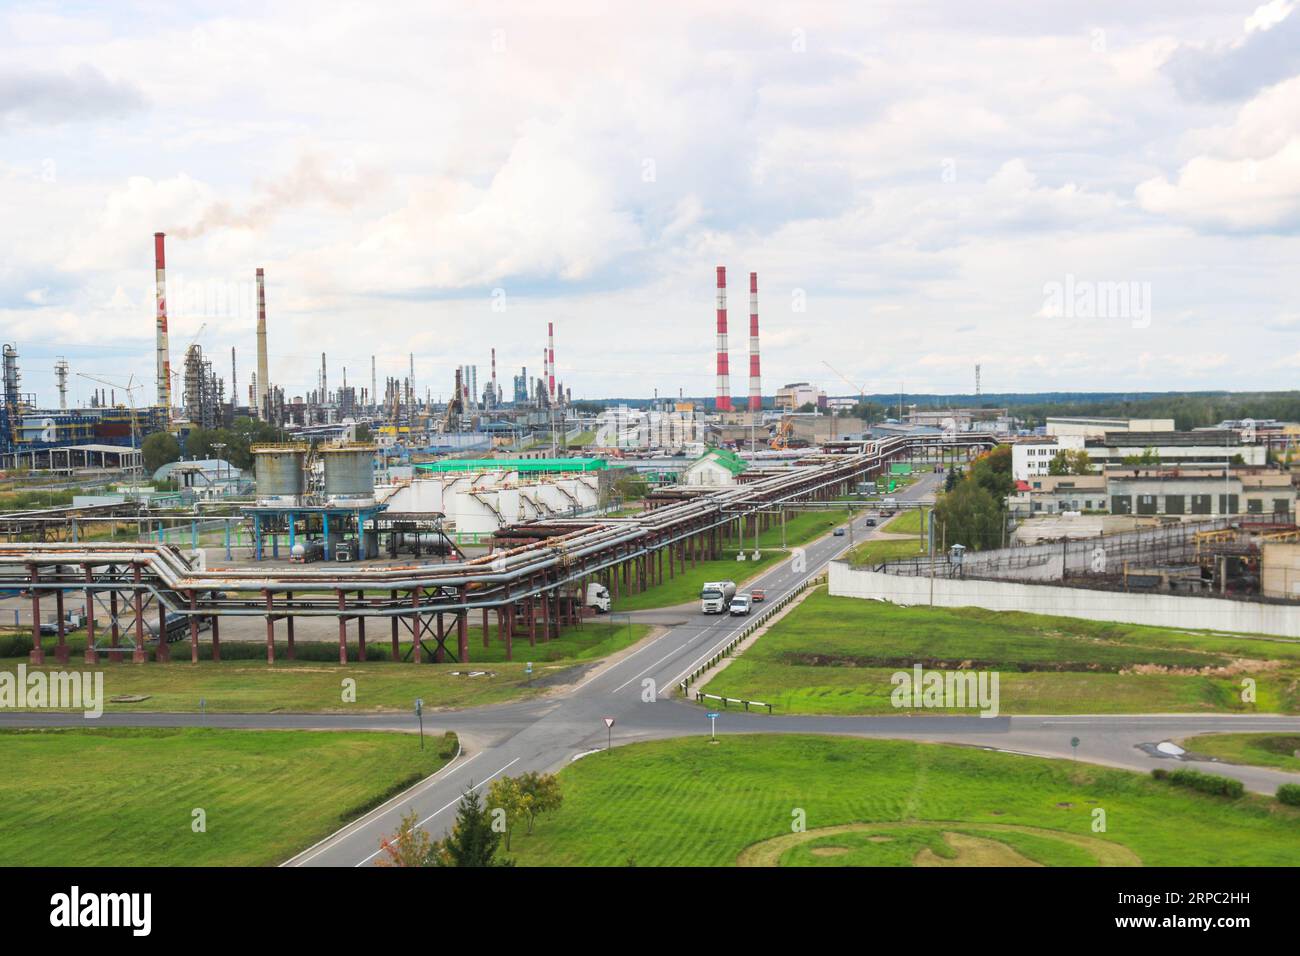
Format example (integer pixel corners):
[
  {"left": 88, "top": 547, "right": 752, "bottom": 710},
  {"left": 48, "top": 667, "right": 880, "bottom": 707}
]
[
  {"left": 1046, "top": 416, "right": 1175, "bottom": 438},
  {"left": 682, "top": 447, "right": 748, "bottom": 486},
  {"left": 1012, "top": 435, "right": 1086, "bottom": 481},
  {"left": 1105, "top": 467, "right": 1293, "bottom": 517},
  {"left": 1007, "top": 473, "right": 1107, "bottom": 516}
]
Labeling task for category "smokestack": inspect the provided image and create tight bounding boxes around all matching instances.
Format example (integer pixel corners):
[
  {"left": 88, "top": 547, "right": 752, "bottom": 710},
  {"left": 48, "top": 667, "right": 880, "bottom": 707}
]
[
  {"left": 547, "top": 322, "right": 556, "bottom": 401},
  {"left": 230, "top": 347, "right": 237, "bottom": 411},
  {"left": 715, "top": 265, "right": 731, "bottom": 412},
  {"left": 371, "top": 356, "right": 376, "bottom": 414},
  {"left": 255, "top": 268, "right": 269, "bottom": 418},
  {"left": 154, "top": 232, "right": 171, "bottom": 411},
  {"left": 748, "top": 272, "right": 761, "bottom": 412},
  {"left": 491, "top": 347, "right": 497, "bottom": 405},
  {"left": 321, "top": 352, "right": 327, "bottom": 402}
]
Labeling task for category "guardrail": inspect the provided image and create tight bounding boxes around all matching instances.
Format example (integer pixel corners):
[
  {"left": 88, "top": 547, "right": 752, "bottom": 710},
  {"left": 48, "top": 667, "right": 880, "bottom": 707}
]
[{"left": 677, "top": 572, "right": 824, "bottom": 706}]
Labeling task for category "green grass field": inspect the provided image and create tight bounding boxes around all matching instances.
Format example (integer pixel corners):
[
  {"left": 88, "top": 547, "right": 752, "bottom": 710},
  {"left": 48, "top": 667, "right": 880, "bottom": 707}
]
[
  {"left": 506, "top": 735, "right": 1300, "bottom": 866},
  {"left": 702, "top": 590, "right": 1300, "bottom": 714},
  {"left": 847, "top": 537, "right": 929, "bottom": 565},
  {"left": 1179, "top": 734, "right": 1300, "bottom": 772},
  {"left": 0, "top": 620, "right": 650, "bottom": 714},
  {"left": 881, "top": 506, "right": 930, "bottom": 536},
  {"left": 0, "top": 727, "right": 456, "bottom": 866}
]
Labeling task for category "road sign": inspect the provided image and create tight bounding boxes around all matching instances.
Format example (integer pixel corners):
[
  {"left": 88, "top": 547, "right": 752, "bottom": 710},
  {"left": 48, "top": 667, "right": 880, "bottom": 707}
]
[
  {"left": 1070, "top": 736, "right": 1079, "bottom": 760},
  {"left": 603, "top": 716, "right": 615, "bottom": 752},
  {"left": 707, "top": 711, "right": 719, "bottom": 741},
  {"left": 706, "top": 711, "right": 720, "bottom": 718},
  {"left": 416, "top": 698, "right": 425, "bottom": 750},
  {"left": 525, "top": 662, "right": 533, "bottom": 676},
  {"left": 603, "top": 716, "right": 615, "bottom": 728}
]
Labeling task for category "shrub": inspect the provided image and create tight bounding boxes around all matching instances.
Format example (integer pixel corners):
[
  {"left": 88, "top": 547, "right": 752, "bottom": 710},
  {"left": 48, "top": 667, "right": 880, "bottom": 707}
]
[
  {"left": 1151, "top": 767, "right": 1244, "bottom": 798},
  {"left": 1276, "top": 784, "right": 1300, "bottom": 807}
]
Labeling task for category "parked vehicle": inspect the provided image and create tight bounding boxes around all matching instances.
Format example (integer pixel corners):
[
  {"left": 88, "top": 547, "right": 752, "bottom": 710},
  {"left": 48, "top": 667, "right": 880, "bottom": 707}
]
[
  {"left": 700, "top": 580, "right": 737, "bottom": 614},
  {"left": 750, "top": 588, "right": 766, "bottom": 602},
  {"left": 729, "top": 595, "right": 752, "bottom": 616},
  {"left": 584, "top": 582, "right": 611, "bottom": 613}
]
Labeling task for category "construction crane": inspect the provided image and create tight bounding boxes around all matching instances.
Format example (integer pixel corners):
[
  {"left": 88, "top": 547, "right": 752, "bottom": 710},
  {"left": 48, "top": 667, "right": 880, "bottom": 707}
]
[{"left": 78, "top": 371, "right": 145, "bottom": 495}]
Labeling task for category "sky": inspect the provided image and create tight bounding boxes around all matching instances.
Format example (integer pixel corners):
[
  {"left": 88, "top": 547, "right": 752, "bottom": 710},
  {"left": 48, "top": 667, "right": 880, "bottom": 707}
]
[{"left": 2, "top": 0, "right": 1299, "bottom": 407}]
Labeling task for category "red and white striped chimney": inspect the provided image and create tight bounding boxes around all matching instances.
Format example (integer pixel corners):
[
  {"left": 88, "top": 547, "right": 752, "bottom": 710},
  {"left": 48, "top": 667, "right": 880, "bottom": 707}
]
[
  {"left": 748, "top": 271, "right": 761, "bottom": 412},
  {"left": 154, "top": 232, "right": 171, "bottom": 411},
  {"left": 715, "top": 266, "right": 731, "bottom": 412},
  {"left": 547, "top": 322, "right": 556, "bottom": 401}
]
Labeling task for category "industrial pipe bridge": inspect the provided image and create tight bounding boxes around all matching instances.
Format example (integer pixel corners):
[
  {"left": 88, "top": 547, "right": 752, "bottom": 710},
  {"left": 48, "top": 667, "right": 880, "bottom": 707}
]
[{"left": 0, "top": 433, "right": 996, "bottom": 665}]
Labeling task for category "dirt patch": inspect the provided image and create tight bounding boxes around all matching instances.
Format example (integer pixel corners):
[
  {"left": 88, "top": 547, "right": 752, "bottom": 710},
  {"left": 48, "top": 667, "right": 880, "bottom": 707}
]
[
  {"left": 810, "top": 846, "right": 850, "bottom": 857},
  {"left": 737, "top": 822, "right": 1141, "bottom": 868},
  {"left": 914, "top": 832, "right": 1042, "bottom": 867}
]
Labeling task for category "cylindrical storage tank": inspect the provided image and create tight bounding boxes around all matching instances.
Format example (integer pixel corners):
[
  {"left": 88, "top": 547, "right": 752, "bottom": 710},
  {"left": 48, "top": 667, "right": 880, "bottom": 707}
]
[
  {"left": 321, "top": 444, "right": 377, "bottom": 507},
  {"left": 252, "top": 444, "right": 308, "bottom": 505}
]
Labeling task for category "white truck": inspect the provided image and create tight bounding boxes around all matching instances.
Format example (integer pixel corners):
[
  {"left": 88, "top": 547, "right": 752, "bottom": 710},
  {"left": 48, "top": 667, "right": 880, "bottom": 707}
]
[
  {"left": 700, "top": 580, "right": 737, "bottom": 614},
  {"left": 584, "top": 582, "right": 611, "bottom": 613}
]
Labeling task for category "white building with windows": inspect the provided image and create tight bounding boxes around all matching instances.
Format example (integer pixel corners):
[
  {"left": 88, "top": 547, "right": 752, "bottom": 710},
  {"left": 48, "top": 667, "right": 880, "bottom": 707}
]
[{"left": 1012, "top": 435, "right": 1085, "bottom": 481}]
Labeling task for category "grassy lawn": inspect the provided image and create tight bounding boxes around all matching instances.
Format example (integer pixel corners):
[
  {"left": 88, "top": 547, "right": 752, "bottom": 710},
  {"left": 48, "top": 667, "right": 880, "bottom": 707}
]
[
  {"left": 0, "top": 727, "right": 456, "bottom": 866},
  {"left": 507, "top": 735, "right": 1300, "bottom": 866},
  {"left": 702, "top": 590, "right": 1300, "bottom": 714},
  {"left": 847, "top": 537, "right": 929, "bottom": 565},
  {"left": 1179, "top": 734, "right": 1300, "bottom": 772},
  {"left": 0, "top": 621, "right": 649, "bottom": 713},
  {"left": 882, "top": 507, "right": 930, "bottom": 536}
]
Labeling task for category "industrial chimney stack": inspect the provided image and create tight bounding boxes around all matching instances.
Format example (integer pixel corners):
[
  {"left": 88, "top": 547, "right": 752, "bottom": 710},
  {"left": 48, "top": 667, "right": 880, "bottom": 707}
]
[
  {"left": 255, "top": 268, "right": 269, "bottom": 418},
  {"left": 748, "top": 272, "right": 761, "bottom": 412},
  {"left": 547, "top": 322, "right": 556, "bottom": 402},
  {"left": 154, "top": 232, "right": 171, "bottom": 412},
  {"left": 715, "top": 266, "right": 731, "bottom": 412}
]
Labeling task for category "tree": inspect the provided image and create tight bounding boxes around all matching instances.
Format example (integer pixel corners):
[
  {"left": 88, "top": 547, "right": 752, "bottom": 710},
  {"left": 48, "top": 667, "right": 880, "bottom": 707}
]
[
  {"left": 375, "top": 809, "right": 437, "bottom": 867},
  {"left": 1121, "top": 446, "right": 1160, "bottom": 467},
  {"left": 967, "top": 444, "right": 1014, "bottom": 500},
  {"left": 933, "top": 480, "right": 1004, "bottom": 551},
  {"left": 944, "top": 465, "right": 964, "bottom": 493},
  {"left": 1048, "top": 449, "right": 1093, "bottom": 475},
  {"left": 486, "top": 776, "right": 527, "bottom": 852},
  {"left": 516, "top": 771, "right": 563, "bottom": 835},
  {"left": 142, "top": 431, "right": 180, "bottom": 474},
  {"left": 432, "top": 786, "right": 512, "bottom": 867}
]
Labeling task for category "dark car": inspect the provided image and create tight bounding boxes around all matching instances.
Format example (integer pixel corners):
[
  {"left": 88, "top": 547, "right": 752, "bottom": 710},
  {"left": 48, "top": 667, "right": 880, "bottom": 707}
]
[{"left": 865, "top": 517, "right": 877, "bottom": 527}]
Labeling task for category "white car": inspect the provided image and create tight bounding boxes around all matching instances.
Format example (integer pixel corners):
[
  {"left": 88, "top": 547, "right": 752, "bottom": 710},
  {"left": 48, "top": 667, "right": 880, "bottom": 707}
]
[{"left": 728, "top": 595, "right": 752, "bottom": 616}]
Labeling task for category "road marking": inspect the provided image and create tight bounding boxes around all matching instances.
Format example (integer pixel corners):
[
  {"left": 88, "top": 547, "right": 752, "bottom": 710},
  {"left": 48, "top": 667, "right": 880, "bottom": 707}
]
[
  {"left": 354, "top": 755, "right": 522, "bottom": 867},
  {"left": 285, "top": 742, "right": 474, "bottom": 867}
]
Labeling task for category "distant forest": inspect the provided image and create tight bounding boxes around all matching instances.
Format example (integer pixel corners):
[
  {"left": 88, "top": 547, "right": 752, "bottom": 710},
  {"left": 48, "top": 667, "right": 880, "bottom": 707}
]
[{"left": 599, "top": 391, "right": 1300, "bottom": 431}]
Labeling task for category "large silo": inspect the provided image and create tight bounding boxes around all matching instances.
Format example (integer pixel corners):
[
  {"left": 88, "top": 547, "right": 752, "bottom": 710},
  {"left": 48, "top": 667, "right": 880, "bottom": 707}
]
[
  {"left": 252, "top": 444, "right": 308, "bottom": 506},
  {"left": 320, "top": 443, "right": 377, "bottom": 507}
]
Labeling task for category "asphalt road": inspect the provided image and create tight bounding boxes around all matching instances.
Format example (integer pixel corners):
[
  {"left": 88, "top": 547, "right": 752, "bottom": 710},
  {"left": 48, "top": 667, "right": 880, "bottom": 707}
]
[{"left": 6, "top": 470, "right": 1300, "bottom": 865}]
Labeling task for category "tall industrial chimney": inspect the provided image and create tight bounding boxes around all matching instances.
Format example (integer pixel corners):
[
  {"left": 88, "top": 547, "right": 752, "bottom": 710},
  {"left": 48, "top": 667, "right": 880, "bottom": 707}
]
[
  {"left": 371, "top": 356, "right": 377, "bottom": 414},
  {"left": 154, "top": 232, "right": 171, "bottom": 411},
  {"left": 320, "top": 353, "right": 327, "bottom": 402},
  {"left": 748, "top": 272, "right": 761, "bottom": 412},
  {"left": 490, "top": 347, "right": 497, "bottom": 406},
  {"left": 255, "top": 268, "right": 269, "bottom": 418},
  {"left": 715, "top": 266, "right": 731, "bottom": 412},
  {"left": 230, "top": 347, "right": 237, "bottom": 412},
  {"left": 547, "top": 322, "right": 556, "bottom": 402}
]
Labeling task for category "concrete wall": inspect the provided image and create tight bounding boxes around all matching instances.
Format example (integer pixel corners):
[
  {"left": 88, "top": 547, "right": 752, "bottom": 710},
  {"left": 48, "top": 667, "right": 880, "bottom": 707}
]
[{"left": 829, "top": 561, "right": 1300, "bottom": 637}]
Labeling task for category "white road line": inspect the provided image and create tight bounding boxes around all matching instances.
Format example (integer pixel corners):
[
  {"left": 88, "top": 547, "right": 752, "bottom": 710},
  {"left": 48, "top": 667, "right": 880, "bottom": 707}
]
[
  {"left": 354, "top": 755, "right": 522, "bottom": 867},
  {"left": 285, "top": 744, "right": 474, "bottom": 867},
  {"left": 571, "top": 624, "right": 691, "bottom": 692}
]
